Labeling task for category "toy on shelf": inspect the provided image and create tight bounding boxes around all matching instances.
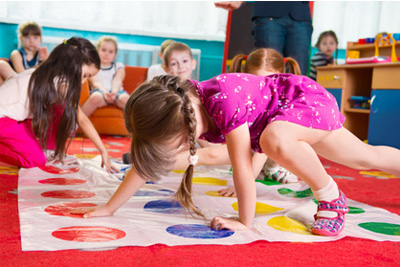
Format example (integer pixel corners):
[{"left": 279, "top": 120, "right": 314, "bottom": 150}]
[
  {"left": 350, "top": 96, "right": 371, "bottom": 109},
  {"left": 346, "top": 33, "right": 399, "bottom": 64}
]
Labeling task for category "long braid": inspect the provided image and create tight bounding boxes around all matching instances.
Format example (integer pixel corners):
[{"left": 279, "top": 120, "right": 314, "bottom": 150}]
[{"left": 173, "top": 83, "right": 203, "bottom": 217}]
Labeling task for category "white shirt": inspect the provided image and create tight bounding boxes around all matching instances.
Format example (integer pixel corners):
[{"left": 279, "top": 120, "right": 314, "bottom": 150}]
[{"left": 146, "top": 64, "right": 166, "bottom": 81}]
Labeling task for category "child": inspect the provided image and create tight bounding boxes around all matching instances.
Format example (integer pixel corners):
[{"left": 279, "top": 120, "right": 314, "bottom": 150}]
[
  {"left": 81, "top": 36, "right": 129, "bottom": 117},
  {"left": 146, "top": 39, "right": 175, "bottom": 81},
  {"left": 309, "top": 30, "right": 338, "bottom": 81},
  {"left": 163, "top": 42, "right": 197, "bottom": 80},
  {"left": 9, "top": 21, "right": 49, "bottom": 73},
  {"left": 0, "top": 37, "right": 117, "bottom": 172},
  {"left": 72, "top": 71, "right": 400, "bottom": 236},
  {"left": 0, "top": 60, "right": 15, "bottom": 85}
]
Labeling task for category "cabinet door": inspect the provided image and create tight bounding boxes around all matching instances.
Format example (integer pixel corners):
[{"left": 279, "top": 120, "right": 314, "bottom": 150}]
[
  {"left": 326, "top": 88, "right": 342, "bottom": 111},
  {"left": 368, "top": 89, "right": 400, "bottom": 149}
]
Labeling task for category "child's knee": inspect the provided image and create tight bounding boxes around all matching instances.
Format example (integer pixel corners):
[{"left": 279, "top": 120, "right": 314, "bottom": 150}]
[{"left": 89, "top": 94, "right": 106, "bottom": 107}]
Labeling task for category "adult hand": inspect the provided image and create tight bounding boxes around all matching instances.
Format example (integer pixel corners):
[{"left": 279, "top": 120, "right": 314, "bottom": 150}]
[
  {"left": 214, "top": 1, "right": 243, "bottom": 11},
  {"left": 218, "top": 186, "right": 237, "bottom": 197},
  {"left": 211, "top": 216, "right": 248, "bottom": 231}
]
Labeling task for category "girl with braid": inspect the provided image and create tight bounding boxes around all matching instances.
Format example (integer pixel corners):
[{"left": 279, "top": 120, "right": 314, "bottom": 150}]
[
  {"left": 73, "top": 69, "right": 400, "bottom": 236},
  {"left": 0, "top": 37, "right": 117, "bottom": 172}
]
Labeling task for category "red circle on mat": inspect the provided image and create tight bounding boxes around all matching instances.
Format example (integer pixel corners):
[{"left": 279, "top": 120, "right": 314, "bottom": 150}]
[
  {"left": 45, "top": 202, "right": 97, "bottom": 218},
  {"left": 52, "top": 226, "right": 126, "bottom": 242},
  {"left": 39, "top": 165, "right": 80, "bottom": 174},
  {"left": 41, "top": 190, "right": 95, "bottom": 199},
  {"left": 39, "top": 178, "right": 86, "bottom": 185}
]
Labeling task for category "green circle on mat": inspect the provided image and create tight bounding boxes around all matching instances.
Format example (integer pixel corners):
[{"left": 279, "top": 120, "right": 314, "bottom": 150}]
[
  {"left": 359, "top": 222, "right": 400, "bottom": 236},
  {"left": 311, "top": 198, "right": 365, "bottom": 214},
  {"left": 278, "top": 188, "right": 313, "bottom": 198},
  {"left": 256, "top": 178, "right": 281, "bottom": 186}
]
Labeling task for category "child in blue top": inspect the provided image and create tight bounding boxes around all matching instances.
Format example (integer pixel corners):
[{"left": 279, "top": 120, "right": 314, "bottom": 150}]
[
  {"left": 9, "top": 21, "right": 49, "bottom": 73},
  {"left": 81, "top": 36, "right": 129, "bottom": 117}
]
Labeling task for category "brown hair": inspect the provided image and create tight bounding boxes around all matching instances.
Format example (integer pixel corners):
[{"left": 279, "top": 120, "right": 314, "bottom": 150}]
[
  {"left": 315, "top": 30, "right": 338, "bottom": 50},
  {"left": 28, "top": 37, "right": 100, "bottom": 162},
  {"left": 124, "top": 75, "right": 202, "bottom": 216},
  {"left": 162, "top": 42, "right": 193, "bottom": 69},
  {"left": 97, "top": 36, "right": 118, "bottom": 54},
  {"left": 160, "top": 39, "right": 176, "bottom": 54},
  {"left": 18, "top": 21, "right": 42, "bottom": 37},
  {"left": 229, "top": 48, "right": 301, "bottom": 75}
]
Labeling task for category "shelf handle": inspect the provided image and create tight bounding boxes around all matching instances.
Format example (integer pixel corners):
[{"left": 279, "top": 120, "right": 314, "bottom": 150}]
[
  {"left": 333, "top": 75, "right": 340, "bottom": 80},
  {"left": 370, "top": 95, "right": 377, "bottom": 114}
]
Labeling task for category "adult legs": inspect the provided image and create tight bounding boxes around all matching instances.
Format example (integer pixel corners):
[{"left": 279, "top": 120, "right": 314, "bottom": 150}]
[{"left": 252, "top": 16, "right": 287, "bottom": 55}]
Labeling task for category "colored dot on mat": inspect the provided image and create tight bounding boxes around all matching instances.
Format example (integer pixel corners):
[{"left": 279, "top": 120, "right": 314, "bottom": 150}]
[
  {"left": 192, "top": 177, "right": 227, "bottom": 186},
  {"left": 205, "top": 191, "right": 234, "bottom": 197},
  {"left": 39, "top": 178, "right": 86, "bottom": 185},
  {"left": 41, "top": 190, "right": 95, "bottom": 199},
  {"left": 232, "top": 202, "right": 284, "bottom": 214},
  {"left": 134, "top": 189, "right": 174, "bottom": 197},
  {"left": 358, "top": 222, "right": 400, "bottom": 236},
  {"left": 143, "top": 199, "right": 185, "bottom": 214},
  {"left": 172, "top": 170, "right": 199, "bottom": 174},
  {"left": 267, "top": 216, "right": 312, "bottom": 235},
  {"left": 360, "top": 171, "right": 397, "bottom": 179},
  {"left": 45, "top": 202, "right": 97, "bottom": 218},
  {"left": 166, "top": 224, "right": 234, "bottom": 239},
  {"left": 52, "top": 226, "right": 126, "bottom": 242},
  {"left": 39, "top": 165, "right": 80, "bottom": 174},
  {"left": 278, "top": 188, "right": 313, "bottom": 198}
]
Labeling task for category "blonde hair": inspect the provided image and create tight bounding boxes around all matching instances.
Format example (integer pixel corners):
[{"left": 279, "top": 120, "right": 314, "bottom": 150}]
[
  {"left": 124, "top": 75, "right": 202, "bottom": 217},
  {"left": 18, "top": 21, "right": 42, "bottom": 37},
  {"left": 97, "top": 36, "right": 118, "bottom": 53},
  {"left": 163, "top": 42, "right": 193, "bottom": 68},
  {"left": 229, "top": 48, "right": 301, "bottom": 75},
  {"left": 160, "top": 39, "right": 176, "bottom": 54}
]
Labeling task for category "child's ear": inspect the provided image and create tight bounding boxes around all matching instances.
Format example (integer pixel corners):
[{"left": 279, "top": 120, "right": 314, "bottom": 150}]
[{"left": 191, "top": 59, "right": 197, "bottom": 70}]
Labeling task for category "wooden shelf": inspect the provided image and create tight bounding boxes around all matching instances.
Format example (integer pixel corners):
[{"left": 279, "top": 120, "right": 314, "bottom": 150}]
[{"left": 343, "top": 108, "right": 370, "bottom": 114}]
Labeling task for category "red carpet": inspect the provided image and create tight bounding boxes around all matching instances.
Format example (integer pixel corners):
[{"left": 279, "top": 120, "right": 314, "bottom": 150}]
[{"left": 1, "top": 135, "right": 400, "bottom": 266}]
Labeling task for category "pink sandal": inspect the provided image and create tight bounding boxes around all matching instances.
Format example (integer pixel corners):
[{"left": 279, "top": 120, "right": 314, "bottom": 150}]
[{"left": 311, "top": 190, "right": 349, "bottom": 236}]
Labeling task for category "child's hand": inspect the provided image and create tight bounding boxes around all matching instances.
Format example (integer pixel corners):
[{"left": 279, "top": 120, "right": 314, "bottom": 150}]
[
  {"left": 38, "top": 46, "right": 49, "bottom": 61},
  {"left": 104, "top": 92, "right": 115, "bottom": 104},
  {"left": 211, "top": 216, "right": 248, "bottom": 231},
  {"left": 100, "top": 151, "right": 119, "bottom": 173},
  {"left": 70, "top": 204, "right": 113, "bottom": 218},
  {"left": 218, "top": 186, "right": 236, "bottom": 197}
]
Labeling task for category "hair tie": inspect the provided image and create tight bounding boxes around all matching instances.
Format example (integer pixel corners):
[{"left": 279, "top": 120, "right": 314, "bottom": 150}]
[
  {"left": 283, "top": 58, "right": 287, "bottom": 63},
  {"left": 244, "top": 55, "right": 248, "bottom": 60},
  {"left": 63, "top": 39, "right": 67, "bottom": 45},
  {"left": 188, "top": 154, "right": 198, "bottom": 166}
]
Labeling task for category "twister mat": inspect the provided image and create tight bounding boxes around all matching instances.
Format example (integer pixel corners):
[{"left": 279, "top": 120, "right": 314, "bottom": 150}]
[{"left": 18, "top": 157, "right": 400, "bottom": 251}]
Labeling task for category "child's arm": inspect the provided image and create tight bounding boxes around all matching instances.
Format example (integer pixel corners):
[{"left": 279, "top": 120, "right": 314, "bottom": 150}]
[
  {"left": 71, "top": 167, "right": 146, "bottom": 217},
  {"left": 110, "top": 67, "right": 125, "bottom": 95},
  {"left": 9, "top": 50, "right": 25, "bottom": 73},
  {"left": 211, "top": 123, "right": 256, "bottom": 230},
  {"left": 77, "top": 106, "right": 118, "bottom": 173}
]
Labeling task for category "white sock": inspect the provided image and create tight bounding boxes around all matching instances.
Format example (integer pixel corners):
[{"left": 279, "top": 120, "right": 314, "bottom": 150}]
[{"left": 312, "top": 176, "right": 340, "bottom": 218}]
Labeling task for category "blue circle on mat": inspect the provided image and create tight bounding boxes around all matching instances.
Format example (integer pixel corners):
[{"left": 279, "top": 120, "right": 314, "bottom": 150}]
[
  {"left": 166, "top": 224, "right": 235, "bottom": 239},
  {"left": 143, "top": 199, "right": 184, "bottom": 214},
  {"left": 134, "top": 189, "right": 174, "bottom": 197}
]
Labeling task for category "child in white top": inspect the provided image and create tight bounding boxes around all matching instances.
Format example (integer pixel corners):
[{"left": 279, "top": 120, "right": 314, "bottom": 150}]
[
  {"left": 82, "top": 36, "right": 129, "bottom": 117},
  {"left": 0, "top": 37, "right": 117, "bottom": 172},
  {"left": 146, "top": 39, "right": 175, "bottom": 81},
  {"left": 9, "top": 21, "right": 49, "bottom": 73}
]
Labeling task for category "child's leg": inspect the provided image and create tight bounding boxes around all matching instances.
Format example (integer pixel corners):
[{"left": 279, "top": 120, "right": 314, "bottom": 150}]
[
  {"left": 115, "top": 92, "right": 129, "bottom": 110},
  {"left": 0, "top": 118, "right": 46, "bottom": 167},
  {"left": 81, "top": 91, "right": 107, "bottom": 117},
  {"left": 0, "top": 60, "right": 15, "bottom": 85}
]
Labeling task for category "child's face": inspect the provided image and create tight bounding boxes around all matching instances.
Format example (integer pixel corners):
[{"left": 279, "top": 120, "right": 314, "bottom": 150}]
[
  {"left": 81, "top": 64, "right": 99, "bottom": 84},
  {"left": 319, "top": 36, "right": 337, "bottom": 58},
  {"left": 98, "top": 41, "right": 117, "bottom": 66},
  {"left": 167, "top": 50, "right": 196, "bottom": 80},
  {"left": 21, "top": 34, "right": 41, "bottom": 52}
]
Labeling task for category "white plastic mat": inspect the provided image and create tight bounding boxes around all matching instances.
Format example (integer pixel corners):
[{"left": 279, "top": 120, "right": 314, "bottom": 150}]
[{"left": 18, "top": 158, "right": 400, "bottom": 251}]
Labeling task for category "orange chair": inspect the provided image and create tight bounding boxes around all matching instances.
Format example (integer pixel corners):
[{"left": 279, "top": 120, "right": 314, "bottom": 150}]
[{"left": 79, "top": 66, "right": 148, "bottom": 136}]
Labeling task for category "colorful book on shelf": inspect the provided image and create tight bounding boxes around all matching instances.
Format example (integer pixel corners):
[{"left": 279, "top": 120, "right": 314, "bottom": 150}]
[{"left": 346, "top": 56, "right": 393, "bottom": 64}]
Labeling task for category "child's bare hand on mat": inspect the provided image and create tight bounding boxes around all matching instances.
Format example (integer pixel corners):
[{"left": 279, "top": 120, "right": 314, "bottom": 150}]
[
  {"left": 218, "top": 186, "right": 236, "bottom": 197},
  {"left": 70, "top": 205, "right": 114, "bottom": 218},
  {"left": 211, "top": 216, "right": 247, "bottom": 231},
  {"left": 101, "top": 151, "right": 119, "bottom": 173}
]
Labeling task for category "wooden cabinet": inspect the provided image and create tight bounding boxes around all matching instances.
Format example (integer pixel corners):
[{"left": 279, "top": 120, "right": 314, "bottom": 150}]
[{"left": 317, "top": 61, "right": 400, "bottom": 148}]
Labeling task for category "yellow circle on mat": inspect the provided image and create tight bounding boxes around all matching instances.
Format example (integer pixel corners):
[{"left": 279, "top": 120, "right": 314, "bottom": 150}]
[
  {"left": 205, "top": 191, "right": 235, "bottom": 197},
  {"left": 193, "top": 177, "right": 227, "bottom": 186},
  {"left": 267, "top": 216, "right": 311, "bottom": 235},
  {"left": 172, "top": 170, "right": 200, "bottom": 174},
  {"left": 360, "top": 171, "right": 397, "bottom": 178},
  {"left": 232, "top": 202, "right": 284, "bottom": 214}
]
